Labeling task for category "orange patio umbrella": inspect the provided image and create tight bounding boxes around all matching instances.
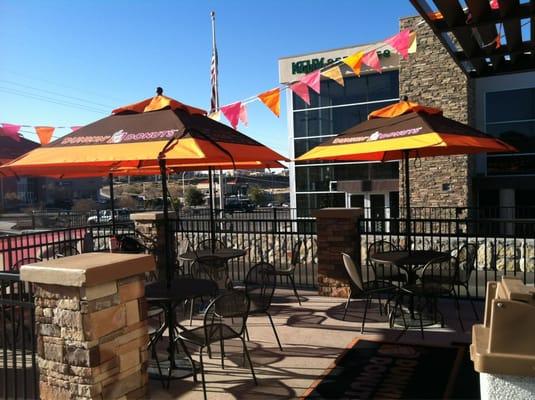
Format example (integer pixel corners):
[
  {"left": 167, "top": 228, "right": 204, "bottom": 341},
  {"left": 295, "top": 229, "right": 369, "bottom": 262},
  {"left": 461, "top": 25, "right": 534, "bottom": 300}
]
[
  {"left": 297, "top": 99, "right": 516, "bottom": 249},
  {"left": 0, "top": 89, "right": 287, "bottom": 276}
]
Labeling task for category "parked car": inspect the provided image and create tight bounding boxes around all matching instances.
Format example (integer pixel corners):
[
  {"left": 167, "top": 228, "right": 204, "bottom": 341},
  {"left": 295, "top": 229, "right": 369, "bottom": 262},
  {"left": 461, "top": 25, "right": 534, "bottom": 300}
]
[
  {"left": 224, "top": 199, "right": 256, "bottom": 213},
  {"left": 87, "top": 208, "right": 131, "bottom": 224}
]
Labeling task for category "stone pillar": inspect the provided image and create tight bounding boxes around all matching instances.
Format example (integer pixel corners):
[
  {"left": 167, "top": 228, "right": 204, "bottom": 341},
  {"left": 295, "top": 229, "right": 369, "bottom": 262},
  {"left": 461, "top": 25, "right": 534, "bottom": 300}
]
[
  {"left": 312, "top": 208, "right": 364, "bottom": 297},
  {"left": 21, "top": 252, "right": 155, "bottom": 400},
  {"left": 398, "top": 15, "right": 475, "bottom": 209},
  {"left": 130, "top": 211, "right": 176, "bottom": 280}
]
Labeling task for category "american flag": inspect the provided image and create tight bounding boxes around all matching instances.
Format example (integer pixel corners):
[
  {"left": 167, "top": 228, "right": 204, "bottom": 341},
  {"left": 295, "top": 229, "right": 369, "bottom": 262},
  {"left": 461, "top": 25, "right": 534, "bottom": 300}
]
[
  {"left": 210, "top": 11, "right": 219, "bottom": 114},
  {"left": 210, "top": 46, "right": 219, "bottom": 114}
]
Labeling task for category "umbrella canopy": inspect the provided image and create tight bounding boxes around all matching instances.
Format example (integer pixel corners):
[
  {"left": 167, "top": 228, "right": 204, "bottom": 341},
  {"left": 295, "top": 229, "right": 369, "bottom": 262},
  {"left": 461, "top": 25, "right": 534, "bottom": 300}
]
[
  {"left": 0, "top": 94, "right": 286, "bottom": 178},
  {"left": 297, "top": 101, "right": 515, "bottom": 162},
  {"left": 297, "top": 100, "right": 516, "bottom": 250}
]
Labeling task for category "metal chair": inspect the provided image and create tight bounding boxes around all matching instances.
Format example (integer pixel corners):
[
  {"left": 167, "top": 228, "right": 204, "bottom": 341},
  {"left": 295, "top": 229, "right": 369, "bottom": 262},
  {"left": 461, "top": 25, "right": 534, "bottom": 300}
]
[
  {"left": 454, "top": 243, "right": 479, "bottom": 321},
  {"left": 341, "top": 253, "right": 397, "bottom": 334},
  {"left": 272, "top": 239, "right": 303, "bottom": 305},
  {"left": 367, "top": 240, "right": 407, "bottom": 284},
  {"left": 244, "top": 262, "right": 282, "bottom": 351},
  {"left": 176, "top": 291, "right": 257, "bottom": 399},
  {"left": 394, "top": 256, "right": 460, "bottom": 338},
  {"left": 187, "top": 256, "right": 229, "bottom": 326}
]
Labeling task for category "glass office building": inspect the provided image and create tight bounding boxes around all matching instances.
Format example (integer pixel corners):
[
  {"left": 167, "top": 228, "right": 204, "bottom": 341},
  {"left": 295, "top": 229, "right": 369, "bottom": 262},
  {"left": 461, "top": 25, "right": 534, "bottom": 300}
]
[{"left": 279, "top": 43, "right": 401, "bottom": 216}]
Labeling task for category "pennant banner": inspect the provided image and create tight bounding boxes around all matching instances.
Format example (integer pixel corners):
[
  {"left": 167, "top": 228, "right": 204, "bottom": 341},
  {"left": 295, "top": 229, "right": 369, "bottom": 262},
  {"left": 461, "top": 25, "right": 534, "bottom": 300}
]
[
  {"left": 301, "top": 70, "right": 321, "bottom": 94},
  {"left": 385, "top": 29, "right": 411, "bottom": 60},
  {"left": 1, "top": 123, "right": 21, "bottom": 142},
  {"left": 220, "top": 102, "right": 241, "bottom": 129},
  {"left": 362, "top": 50, "right": 382, "bottom": 73},
  {"left": 70, "top": 126, "right": 81, "bottom": 132},
  {"left": 239, "top": 104, "right": 248, "bottom": 127},
  {"left": 290, "top": 81, "right": 310, "bottom": 105},
  {"left": 343, "top": 51, "right": 365, "bottom": 76},
  {"left": 257, "top": 88, "right": 281, "bottom": 117},
  {"left": 208, "top": 111, "right": 221, "bottom": 121},
  {"left": 35, "top": 126, "right": 55, "bottom": 145},
  {"left": 321, "top": 66, "right": 344, "bottom": 86}
]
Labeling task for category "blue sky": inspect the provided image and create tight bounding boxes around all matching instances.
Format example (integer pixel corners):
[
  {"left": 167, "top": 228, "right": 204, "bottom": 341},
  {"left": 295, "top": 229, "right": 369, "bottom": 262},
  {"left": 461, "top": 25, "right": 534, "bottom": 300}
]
[{"left": 0, "top": 1, "right": 415, "bottom": 156}]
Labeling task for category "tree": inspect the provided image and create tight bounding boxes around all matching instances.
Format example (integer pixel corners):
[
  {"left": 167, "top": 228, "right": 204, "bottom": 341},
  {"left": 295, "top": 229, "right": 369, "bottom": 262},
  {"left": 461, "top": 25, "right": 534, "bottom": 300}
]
[
  {"left": 116, "top": 195, "right": 137, "bottom": 210},
  {"left": 248, "top": 186, "right": 268, "bottom": 206},
  {"left": 184, "top": 186, "right": 205, "bottom": 207}
]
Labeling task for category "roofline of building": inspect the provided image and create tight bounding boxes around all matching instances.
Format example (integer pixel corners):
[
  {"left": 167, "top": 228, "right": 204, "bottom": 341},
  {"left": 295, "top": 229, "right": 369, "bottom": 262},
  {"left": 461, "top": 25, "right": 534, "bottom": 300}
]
[{"left": 278, "top": 39, "right": 387, "bottom": 61}]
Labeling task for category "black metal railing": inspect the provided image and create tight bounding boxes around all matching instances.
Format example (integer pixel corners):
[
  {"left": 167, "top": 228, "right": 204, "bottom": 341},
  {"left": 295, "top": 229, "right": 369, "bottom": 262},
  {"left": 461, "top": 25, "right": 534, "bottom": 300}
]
[
  {"left": 1, "top": 222, "right": 135, "bottom": 273},
  {"left": 359, "top": 216, "right": 535, "bottom": 298},
  {"left": 1, "top": 272, "right": 38, "bottom": 399},
  {"left": 172, "top": 215, "right": 317, "bottom": 288}
]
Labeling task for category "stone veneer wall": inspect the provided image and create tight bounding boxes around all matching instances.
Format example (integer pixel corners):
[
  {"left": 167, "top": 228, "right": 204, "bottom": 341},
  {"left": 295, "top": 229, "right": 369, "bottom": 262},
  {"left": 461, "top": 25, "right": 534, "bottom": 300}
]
[
  {"left": 313, "top": 209, "right": 363, "bottom": 297},
  {"left": 399, "top": 16, "right": 475, "bottom": 208},
  {"left": 30, "top": 269, "right": 150, "bottom": 399},
  {"left": 21, "top": 253, "right": 154, "bottom": 400}
]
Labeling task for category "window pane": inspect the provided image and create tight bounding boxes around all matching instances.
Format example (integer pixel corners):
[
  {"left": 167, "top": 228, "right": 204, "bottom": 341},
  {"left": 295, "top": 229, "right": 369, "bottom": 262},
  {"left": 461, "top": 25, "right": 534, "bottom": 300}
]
[
  {"left": 294, "top": 138, "right": 325, "bottom": 158},
  {"left": 296, "top": 193, "right": 345, "bottom": 216},
  {"left": 367, "top": 71, "right": 399, "bottom": 101},
  {"left": 487, "top": 154, "right": 535, "bottom": 175},
  {"left": 486, "top": 88, "right": 535, "bottom": 123},
  {"left": 295, "top": 165, "right": 334, "bottom": 191},
  {"left": 370, "top": 162, "right": 399, "bottom": 179},
  {"left": 333, "top": 163, "right": 369, "bottom": 180},
  {"left": 485, "top": 121, "right": 535, "bottom": 153}
]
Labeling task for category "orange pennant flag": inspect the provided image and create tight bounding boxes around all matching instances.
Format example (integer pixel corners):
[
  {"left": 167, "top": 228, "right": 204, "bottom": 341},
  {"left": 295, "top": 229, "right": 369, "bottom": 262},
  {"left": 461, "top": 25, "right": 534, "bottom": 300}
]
[
  {"left": 257, "top": 88, "right": 280, "bottom": 117},
  {"left": 35, "top": 126, "right": 55, "bottom": 145},
  {"left": 321, "top": 66, "right": 344, "bottom": 86},
  {"left": 342, "top": 51, "right": 365, "bottom": 76}
]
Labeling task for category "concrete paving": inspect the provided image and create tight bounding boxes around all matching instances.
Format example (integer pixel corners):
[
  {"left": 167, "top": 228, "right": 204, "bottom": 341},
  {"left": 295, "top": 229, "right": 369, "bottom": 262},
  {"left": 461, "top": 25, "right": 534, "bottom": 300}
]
[{"left": 149, "top": 289, "right": 482, "bottom": 399}]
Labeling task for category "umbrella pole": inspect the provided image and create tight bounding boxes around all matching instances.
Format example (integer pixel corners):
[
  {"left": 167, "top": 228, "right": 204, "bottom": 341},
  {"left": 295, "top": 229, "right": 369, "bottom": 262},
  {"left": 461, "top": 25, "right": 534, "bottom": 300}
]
[
  {"left": 159, "top": 158, "right": 172, "bottom": 287},
  {"left": 208, "top": 167, "right": 216, "bottom": 252},
  {"left": 403, "top": 150, "right": 412, "bottom": 252},
  {"left": 108, "top": 173, "right": 116, "bottom": 235}
]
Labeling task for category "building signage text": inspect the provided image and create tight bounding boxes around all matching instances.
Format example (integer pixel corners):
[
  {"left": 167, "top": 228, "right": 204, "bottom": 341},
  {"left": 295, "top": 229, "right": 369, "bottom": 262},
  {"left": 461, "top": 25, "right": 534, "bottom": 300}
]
[{"left": 291, "top": 50, "right": 391, "bottom": 75}]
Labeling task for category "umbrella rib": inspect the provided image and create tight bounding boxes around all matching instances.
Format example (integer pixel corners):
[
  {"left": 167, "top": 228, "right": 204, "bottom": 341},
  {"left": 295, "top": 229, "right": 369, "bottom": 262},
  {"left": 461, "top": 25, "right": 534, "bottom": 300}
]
[{"left": 188, "top": 128, "right": 236, "bottom": 169}]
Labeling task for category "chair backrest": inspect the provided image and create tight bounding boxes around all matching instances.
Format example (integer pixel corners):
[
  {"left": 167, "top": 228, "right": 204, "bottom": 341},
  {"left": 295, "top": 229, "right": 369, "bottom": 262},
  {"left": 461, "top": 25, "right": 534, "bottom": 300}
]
[
  {"left": 366, "top": 240, "right": 400, "bottom": 280},
  {"left": 421, "top": 256, "right": 459, "bottom": 292},
  {"left": 11, "top": 257, "right": 42, "bottom": 272},
  {"left": 192, "top": 255, "right": 229, "bottom": 289},
  {"left": 456, "top": 243, "right": 477, "bottom": 284},
  {"left": 245, "top": 262, "right": 276, "bottom": 313},
  {"left": 290, "top": 240, "right": 302, "bottom": 267},
  {"left": 196, "top": 238, "right": 226, "bottom": 251},
  {"left": 341, "top": 253, "right": 365, "bottom": 292},
  {"left": 203, "top": 290, "right": 250, "bottom": 342},
  {"left": 367, "top": 240, "right": 398, "bottom": 258}
]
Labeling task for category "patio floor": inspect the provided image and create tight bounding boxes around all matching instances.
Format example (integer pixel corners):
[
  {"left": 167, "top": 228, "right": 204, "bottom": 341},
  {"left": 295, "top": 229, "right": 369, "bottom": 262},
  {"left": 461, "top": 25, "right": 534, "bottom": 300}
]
[{"left": 149, "top": 289, "right": 483, "bottom": 399}]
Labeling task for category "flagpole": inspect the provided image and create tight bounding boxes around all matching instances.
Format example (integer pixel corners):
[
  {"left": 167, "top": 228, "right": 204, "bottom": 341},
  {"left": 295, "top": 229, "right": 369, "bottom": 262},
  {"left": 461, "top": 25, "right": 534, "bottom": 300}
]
[{"left": 210, "top": 11, "right": 225, "bottom": 214}]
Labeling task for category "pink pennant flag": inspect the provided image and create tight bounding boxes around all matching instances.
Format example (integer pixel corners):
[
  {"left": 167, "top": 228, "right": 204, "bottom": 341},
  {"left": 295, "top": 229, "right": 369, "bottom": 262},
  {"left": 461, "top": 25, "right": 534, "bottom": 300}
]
[
  {"left": 301, "top": 70, "right": 320, "bottom": 94},
  {"left": 1, "top": 123, "right": 21, "bottom": 142},
  {"left": 290, "top": 81, "right": 310, "bottom": 105},
  {"left": 362, "top": 50, "right": 382, "bottom": 73},
  {"left": 239, "top": 103, "right": 248, "bottom": 127},
  {"left": 220, "top": 102, "right": 242, "bottom": 129},
  {"left": 385, "top": 29, "right": 411, "bottom": 60},
  {"left": 70, "top": 126, "right": 81, "bottom": 132}
]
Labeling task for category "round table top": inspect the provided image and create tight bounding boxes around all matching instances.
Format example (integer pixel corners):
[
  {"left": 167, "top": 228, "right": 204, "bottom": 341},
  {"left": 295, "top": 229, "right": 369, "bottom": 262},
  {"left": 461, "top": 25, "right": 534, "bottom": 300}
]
[
  {"left": 370, "top": 250, "right": 450, "bottom": 266},
  {"left": 179, "top": 248, "right": 247, "bottom": 262},
  {"left": 145, "top": 279, "right": 218, "bottom": 302}
]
